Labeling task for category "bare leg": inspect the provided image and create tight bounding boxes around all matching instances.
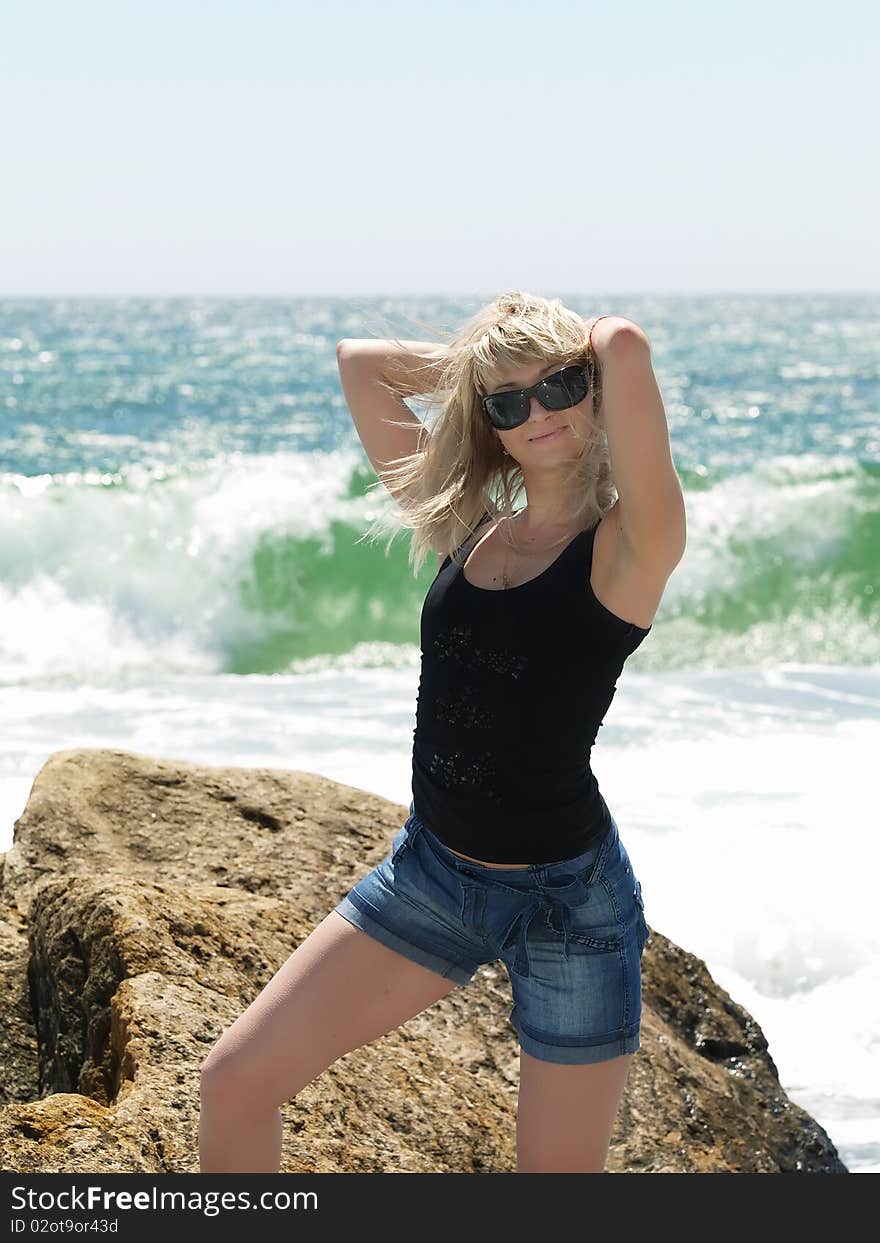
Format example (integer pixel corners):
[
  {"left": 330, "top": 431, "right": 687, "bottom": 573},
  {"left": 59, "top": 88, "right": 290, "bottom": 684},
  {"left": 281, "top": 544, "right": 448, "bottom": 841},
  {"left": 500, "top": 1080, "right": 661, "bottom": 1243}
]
[
  {"left": 515, "top": 1048, "right": 634, "bottom": 1173},
  {"left": 199, "top": 910, "right": 459, "bottom": 1172}
]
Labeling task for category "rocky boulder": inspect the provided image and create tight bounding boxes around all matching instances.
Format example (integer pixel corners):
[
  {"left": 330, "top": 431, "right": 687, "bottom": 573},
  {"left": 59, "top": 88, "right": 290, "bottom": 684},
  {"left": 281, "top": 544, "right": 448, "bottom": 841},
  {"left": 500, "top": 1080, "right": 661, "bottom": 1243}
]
[{"left": 0, "top": 749, "right": 847, "bottom": 1173}]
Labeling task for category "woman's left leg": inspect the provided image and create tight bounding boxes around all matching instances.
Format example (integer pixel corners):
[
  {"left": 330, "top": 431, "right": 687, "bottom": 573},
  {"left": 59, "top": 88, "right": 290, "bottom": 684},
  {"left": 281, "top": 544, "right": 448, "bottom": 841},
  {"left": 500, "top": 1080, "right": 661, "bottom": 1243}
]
[{"left": 516, "top": 1049, "right": 634, "bottom": 1173}]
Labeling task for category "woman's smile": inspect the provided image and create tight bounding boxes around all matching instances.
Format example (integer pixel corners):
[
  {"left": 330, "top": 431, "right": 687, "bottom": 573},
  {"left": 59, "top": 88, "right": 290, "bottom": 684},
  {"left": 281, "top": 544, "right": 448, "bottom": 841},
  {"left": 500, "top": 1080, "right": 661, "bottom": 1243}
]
[{"left": 528, "top": 426, "right": 566, "bottom": 444}]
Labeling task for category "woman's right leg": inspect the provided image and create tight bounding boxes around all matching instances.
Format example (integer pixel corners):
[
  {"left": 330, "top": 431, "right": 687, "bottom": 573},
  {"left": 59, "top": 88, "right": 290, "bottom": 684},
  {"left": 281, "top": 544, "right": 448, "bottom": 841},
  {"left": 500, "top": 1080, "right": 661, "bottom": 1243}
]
[{"left": 198, "top": 910, "right": 460, "bottom": 1172}]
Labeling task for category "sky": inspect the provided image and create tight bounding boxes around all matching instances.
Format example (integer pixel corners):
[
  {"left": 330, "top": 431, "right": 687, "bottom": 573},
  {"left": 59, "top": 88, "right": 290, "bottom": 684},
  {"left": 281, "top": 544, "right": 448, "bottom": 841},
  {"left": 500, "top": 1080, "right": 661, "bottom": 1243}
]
[{"left": 1, "top": 0, "right": 877, "bottom": 296}]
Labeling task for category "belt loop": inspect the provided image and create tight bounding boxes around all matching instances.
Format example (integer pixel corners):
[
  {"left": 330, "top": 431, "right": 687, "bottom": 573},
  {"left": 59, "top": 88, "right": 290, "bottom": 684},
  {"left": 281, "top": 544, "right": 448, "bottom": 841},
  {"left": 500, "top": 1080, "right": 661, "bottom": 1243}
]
[{"left": 560, "top": 902, "right": 571, "bottom": 961}]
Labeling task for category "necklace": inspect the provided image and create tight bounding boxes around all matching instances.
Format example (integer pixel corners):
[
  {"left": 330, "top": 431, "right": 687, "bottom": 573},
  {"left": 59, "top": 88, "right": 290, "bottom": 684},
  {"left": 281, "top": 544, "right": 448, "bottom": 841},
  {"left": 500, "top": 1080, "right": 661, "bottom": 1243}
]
[{"left": 498, "top": 514, "right": 582, "bottom": 589}]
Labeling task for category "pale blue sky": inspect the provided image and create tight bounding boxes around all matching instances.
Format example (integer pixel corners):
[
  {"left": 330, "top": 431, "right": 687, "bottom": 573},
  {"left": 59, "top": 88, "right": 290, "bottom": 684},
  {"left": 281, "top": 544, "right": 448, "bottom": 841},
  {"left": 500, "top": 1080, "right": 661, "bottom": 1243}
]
[{"left": 2, "top": 0, "right": 876, "bottom": 295}]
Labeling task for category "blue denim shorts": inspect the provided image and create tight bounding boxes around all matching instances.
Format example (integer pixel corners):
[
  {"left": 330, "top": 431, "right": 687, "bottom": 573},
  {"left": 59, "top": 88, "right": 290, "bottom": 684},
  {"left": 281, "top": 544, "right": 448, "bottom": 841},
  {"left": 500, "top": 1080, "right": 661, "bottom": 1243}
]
[{"left": 333, "top": 801, "right": 651, "bottom": 1065}]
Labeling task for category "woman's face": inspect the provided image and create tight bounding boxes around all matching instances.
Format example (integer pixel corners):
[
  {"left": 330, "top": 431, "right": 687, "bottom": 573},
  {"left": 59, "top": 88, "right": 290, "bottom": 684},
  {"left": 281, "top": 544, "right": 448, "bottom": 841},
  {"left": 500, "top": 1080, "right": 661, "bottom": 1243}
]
[{"left": 486, "top": 357, "right": 593, "bottom": 465}]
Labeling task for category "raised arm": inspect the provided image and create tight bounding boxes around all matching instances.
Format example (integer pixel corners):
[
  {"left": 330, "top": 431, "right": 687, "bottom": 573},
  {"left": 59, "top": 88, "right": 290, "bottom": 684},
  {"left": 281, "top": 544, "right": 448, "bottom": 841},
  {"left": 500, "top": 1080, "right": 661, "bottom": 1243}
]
[
  {"left": 336, "top": 339, "right": 448, "bottom": 568},
  {"left": 336, "top": 339, "right": 447, "bottom": 484}
]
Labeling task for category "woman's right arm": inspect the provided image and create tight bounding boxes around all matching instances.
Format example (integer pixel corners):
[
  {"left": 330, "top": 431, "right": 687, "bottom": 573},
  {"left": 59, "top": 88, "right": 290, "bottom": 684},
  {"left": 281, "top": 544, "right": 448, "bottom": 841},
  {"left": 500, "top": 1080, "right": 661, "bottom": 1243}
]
[
  {"left": 335, "top": 338, "right": 445, "bottom": 489},
  {"left": 337, "top": 338, "right": 448, "bottom": 395},
  {"left": 336, "top": 340, "right": 448, "bottom": 569}
]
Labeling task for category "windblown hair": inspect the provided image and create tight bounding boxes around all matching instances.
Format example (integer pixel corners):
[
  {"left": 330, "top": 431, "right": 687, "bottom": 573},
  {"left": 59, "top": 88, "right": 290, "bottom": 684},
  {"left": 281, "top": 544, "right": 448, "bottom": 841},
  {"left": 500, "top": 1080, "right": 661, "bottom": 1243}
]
[{"left": 358, "top": 289, "right": 617, "bottom": 576}]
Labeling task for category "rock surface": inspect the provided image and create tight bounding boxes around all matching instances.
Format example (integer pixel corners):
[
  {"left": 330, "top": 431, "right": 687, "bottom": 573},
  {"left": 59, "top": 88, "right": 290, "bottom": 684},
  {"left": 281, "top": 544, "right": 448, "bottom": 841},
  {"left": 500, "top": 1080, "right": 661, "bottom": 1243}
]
[{"left": 0, "top": 748, "right": 847, "bottom": 1173}]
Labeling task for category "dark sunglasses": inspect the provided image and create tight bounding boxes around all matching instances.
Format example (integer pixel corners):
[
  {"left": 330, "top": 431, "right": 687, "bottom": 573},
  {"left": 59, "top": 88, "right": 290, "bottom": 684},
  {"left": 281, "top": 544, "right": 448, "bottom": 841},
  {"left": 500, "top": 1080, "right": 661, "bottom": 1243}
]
[{"left": 481, "top": 364, "right": 591, "bottom": 431}]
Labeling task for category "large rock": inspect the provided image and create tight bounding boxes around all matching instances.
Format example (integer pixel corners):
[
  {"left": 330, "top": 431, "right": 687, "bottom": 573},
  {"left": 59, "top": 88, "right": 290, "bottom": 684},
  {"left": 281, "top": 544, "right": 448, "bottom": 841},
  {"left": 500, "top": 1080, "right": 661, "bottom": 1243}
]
[{"left": 0, "top": 749, "right": 846, "bottom": 1173}]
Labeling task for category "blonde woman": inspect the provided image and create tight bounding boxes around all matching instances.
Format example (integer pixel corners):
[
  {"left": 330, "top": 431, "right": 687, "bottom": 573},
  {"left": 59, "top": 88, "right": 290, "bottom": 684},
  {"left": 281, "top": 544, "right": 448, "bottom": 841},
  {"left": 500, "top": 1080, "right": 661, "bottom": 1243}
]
[{"left": 199, "top": 290, "right": 686, "bottom": 1174}]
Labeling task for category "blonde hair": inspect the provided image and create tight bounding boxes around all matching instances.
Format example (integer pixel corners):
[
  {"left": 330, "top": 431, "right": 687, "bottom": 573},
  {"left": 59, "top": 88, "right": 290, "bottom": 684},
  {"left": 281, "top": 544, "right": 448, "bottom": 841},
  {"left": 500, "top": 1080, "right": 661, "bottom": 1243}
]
[{"left": 358, "top": 289, "right": 616, "bottom": 576}]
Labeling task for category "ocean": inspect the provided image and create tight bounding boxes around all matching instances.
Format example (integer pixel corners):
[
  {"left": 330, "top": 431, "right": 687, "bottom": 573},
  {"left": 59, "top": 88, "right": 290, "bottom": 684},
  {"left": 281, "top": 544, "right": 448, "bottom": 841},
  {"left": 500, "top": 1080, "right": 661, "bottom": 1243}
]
[{"left": 1, "top": 293, "right": 877, "bottom": 1172}]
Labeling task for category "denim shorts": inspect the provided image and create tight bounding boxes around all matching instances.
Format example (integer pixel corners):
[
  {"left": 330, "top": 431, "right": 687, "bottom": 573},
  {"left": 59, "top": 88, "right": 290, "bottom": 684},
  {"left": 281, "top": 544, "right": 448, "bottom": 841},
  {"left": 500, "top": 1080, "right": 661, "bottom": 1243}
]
[{"left": 333, "top": 801, "right": 651, "bottom": 1065}]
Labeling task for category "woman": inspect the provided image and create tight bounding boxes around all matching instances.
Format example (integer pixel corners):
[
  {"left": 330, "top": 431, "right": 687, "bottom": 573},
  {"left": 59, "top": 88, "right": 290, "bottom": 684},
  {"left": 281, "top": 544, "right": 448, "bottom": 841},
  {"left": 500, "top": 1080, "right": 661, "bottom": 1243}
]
[{"left": 199, "top": 290, "right": 686, "bottom": 1174}]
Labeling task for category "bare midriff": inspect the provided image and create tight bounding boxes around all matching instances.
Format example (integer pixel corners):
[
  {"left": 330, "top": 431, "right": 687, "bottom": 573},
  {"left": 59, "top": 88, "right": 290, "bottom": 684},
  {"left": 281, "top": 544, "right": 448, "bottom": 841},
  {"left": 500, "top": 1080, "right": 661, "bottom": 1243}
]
[{"left": 444, "top": 844, "right": 533, "bottom": 870}]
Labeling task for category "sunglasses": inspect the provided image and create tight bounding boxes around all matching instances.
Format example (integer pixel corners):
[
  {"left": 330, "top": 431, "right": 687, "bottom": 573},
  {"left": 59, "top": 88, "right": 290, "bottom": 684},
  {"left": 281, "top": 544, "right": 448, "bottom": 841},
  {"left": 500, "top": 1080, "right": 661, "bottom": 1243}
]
[{"left": 481, "top": 364, "right": 591, "bottom": 431}]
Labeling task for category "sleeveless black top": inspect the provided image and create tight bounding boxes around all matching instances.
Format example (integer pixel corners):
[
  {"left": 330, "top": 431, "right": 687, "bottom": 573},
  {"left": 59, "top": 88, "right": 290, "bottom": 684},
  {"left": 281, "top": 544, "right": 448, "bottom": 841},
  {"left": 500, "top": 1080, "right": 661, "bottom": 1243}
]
[{"left": 410, "top": 511, "right": 652, "bottom": 863}]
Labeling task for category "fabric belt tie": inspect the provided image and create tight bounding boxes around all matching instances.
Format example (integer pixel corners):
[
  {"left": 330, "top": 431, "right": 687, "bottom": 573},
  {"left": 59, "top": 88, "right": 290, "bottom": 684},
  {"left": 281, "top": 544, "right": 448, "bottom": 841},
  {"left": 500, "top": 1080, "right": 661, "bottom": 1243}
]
[
  {"left": 406, "top": 802, "right": 604, "bottom": 980},
  {"left": 496, "top": 871, "right": 583, "bottom": 980}
]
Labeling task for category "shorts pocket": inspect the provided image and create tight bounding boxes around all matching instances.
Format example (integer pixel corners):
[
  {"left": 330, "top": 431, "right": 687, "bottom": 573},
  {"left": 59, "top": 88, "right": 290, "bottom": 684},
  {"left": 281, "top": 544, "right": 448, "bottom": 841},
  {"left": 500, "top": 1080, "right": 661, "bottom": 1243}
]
[
  {"left": 547, "top": 883, "right": 626, "bottom": 951},
  {"left": 388, "top": 825, "right": 467, "bottom": 929}
]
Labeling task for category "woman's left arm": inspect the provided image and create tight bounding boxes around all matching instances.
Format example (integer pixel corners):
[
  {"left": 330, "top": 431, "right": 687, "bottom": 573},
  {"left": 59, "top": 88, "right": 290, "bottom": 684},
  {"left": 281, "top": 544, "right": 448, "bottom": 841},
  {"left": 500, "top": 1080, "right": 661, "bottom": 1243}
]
[{"left": 588, "top": 316, "right": 687, "bottom": 575}]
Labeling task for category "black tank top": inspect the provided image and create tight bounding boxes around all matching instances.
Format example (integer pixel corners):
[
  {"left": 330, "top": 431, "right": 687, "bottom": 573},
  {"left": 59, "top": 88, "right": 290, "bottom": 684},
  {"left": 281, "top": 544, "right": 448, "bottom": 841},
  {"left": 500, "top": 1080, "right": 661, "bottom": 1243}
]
[{"left": 410, "top": 511, "right": 652, "bottom": 863}]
